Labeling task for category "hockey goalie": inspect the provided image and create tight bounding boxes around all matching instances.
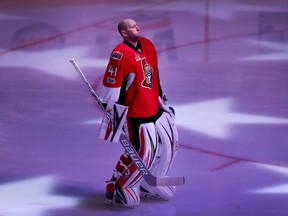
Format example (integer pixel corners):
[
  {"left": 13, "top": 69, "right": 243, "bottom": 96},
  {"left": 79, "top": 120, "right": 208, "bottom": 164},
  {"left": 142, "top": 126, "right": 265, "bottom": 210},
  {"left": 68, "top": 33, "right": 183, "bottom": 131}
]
[{"left": 98, "top": 18, "right": 180, "bottom": 208}]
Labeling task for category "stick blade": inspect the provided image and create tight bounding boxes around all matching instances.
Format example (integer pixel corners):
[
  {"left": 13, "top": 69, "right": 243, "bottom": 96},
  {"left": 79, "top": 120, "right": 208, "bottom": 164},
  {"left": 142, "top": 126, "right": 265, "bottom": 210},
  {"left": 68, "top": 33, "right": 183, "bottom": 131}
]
[
  {"left": 156, "top": 176, "right": 185, "bottom": 186},
  {"left": 144, "top": 175, "right": 185, "bottom": 186}
]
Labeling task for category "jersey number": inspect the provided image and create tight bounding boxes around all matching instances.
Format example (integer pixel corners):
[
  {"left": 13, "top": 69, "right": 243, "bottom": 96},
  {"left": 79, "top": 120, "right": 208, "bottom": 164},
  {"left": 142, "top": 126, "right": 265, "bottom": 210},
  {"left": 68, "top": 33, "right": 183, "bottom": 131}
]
[{"left": 108, "top": 65, "right": 118, "bottom": 77}]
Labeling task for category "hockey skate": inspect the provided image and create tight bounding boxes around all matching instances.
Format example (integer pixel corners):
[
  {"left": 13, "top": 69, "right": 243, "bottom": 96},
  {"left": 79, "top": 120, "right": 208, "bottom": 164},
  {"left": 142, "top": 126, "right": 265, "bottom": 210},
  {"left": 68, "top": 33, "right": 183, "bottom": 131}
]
[
  {"left": 105, "top": 192, "right": 135, "bottom": 209},
  {"left": 105, "top": 189, "right": 140, "bottom": 208},
  {"left": 140, "top": 185, "right": 175, "bottom": 201},
  {"left": 105, "top": 177, "right": 140, "bottom": 209}
]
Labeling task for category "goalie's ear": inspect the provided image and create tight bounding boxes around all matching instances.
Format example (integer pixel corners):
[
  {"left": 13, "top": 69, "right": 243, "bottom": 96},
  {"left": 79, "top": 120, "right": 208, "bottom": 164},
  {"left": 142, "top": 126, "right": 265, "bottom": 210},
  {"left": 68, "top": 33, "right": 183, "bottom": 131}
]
[{"left": 121, "top": 29, "right": 128, "bottom": 39}]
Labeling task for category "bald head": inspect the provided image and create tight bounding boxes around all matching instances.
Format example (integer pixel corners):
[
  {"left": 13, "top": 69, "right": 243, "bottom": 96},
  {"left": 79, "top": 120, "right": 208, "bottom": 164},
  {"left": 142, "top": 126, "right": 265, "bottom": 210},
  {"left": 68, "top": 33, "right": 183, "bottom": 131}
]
[
  {"left": 117, "top": 19, "right": 129, "bottom": 36},
  {"left": 117, "top": 19, "right": 141, "bottom": 44}
]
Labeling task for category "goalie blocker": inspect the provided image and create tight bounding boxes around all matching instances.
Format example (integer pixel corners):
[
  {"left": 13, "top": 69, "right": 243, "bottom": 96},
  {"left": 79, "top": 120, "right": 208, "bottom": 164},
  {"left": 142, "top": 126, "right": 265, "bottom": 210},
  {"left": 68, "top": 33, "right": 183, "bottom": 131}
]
[{"left": 98, "top": 101, "right": 128, "bottom": 143}]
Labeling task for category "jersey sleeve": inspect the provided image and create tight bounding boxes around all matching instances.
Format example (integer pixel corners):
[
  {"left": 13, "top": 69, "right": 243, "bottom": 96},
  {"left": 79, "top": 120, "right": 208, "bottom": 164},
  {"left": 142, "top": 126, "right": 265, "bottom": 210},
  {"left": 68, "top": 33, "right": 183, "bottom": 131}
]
[{"left": 102, "top": 48, "right": 126, "bottom": 103}]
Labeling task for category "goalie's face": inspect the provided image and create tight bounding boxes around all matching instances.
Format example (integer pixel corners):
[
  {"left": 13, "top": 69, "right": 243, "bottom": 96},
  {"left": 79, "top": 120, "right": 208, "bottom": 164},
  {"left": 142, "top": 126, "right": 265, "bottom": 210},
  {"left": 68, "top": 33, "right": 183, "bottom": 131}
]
[{"left": 122, "top": 19, "right": 141, "bottom": 42}]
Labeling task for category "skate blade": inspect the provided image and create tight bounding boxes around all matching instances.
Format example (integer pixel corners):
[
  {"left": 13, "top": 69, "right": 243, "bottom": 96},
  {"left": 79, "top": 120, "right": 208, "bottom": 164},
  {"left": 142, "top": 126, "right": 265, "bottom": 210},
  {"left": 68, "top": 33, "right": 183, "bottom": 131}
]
[
  {"left": 105, "top": 199, "right": 135, "bottom": 209},
  {"left": 140, "top": 194, "right": 169, "bottom": 201}
]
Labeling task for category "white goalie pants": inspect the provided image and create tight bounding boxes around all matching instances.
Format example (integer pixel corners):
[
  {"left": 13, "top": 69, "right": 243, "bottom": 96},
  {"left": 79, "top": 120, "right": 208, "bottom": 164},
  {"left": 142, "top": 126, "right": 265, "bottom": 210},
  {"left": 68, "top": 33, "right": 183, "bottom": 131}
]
[{"left": 106, "top": 110, "right": 179, "bottom": 205}]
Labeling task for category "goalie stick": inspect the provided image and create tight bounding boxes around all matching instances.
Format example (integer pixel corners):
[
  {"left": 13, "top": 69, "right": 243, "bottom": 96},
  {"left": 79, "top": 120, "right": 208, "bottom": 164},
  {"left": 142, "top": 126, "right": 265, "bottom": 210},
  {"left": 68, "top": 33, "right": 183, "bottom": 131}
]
[{"left": 69, "top": 58, "right": 185, "bottom": 187}]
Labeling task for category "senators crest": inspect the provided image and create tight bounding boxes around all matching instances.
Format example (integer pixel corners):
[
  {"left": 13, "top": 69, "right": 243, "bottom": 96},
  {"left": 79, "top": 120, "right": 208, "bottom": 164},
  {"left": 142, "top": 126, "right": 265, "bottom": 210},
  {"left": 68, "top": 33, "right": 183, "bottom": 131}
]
[{"left": 141, "top": 58, "right": 153, "bottom": 89}]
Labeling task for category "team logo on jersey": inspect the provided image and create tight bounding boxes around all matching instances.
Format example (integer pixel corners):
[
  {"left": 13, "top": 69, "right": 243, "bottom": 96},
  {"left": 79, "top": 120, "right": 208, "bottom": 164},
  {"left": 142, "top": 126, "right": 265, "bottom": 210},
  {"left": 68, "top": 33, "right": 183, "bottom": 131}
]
[
  {"left": 111, "top": 51, "right": 123, "bottom": 60},
  {"left": 141, "top": 58, "right": 153, "bottom": 89}
]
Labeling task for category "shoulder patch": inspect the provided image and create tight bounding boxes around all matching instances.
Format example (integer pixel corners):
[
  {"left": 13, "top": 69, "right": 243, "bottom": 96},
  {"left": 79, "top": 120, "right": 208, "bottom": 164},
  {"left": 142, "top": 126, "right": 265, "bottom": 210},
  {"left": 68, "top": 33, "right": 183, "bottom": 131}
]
[
  {"left": 111, "top": 51, "right": 123, "bottom": 60},
  {"left": 106, "top": 77, "right": 116, "bottom": 84}
]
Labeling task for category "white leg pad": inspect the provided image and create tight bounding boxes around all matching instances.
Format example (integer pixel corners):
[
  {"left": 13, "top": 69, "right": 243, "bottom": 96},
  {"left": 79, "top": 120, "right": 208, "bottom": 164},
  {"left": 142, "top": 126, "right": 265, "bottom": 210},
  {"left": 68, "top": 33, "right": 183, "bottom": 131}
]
[{"left": 140, "top": 111, "right": 179, "bottom": 200}]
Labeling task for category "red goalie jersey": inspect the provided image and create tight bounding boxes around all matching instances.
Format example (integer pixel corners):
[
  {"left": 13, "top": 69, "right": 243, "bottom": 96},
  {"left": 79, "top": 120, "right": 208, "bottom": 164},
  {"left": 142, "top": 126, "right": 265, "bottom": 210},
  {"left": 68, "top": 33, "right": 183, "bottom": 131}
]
[{"left": 102, "top": 37, "right": 161, "bottom": 118}]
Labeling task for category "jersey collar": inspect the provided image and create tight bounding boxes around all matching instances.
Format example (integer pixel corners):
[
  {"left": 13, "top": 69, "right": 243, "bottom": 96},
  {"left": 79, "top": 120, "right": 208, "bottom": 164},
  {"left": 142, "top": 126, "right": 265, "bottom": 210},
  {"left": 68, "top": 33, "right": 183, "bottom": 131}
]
[{"left": 123, "top": 40, "right": 142, "bottom": 53}]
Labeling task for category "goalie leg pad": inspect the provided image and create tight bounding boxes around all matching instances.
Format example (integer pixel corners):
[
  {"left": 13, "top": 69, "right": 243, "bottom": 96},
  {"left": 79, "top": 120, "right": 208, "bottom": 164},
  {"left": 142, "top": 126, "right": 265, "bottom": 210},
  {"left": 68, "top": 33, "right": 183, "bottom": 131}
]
[
  {"left": 155, "top": 111, "right": 179, "bottom": 173},
  {"left": 106, "top": 122, "right": 157, "bottom": 206},
  {"left": 140, "top": 111, "right": 179, "bottom": 200}
]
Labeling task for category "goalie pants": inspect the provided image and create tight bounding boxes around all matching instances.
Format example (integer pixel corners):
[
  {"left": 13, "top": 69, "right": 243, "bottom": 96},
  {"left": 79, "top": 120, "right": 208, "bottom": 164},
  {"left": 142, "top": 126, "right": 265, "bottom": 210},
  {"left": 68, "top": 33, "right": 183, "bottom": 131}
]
[{"left": 106, "top": 109, "right": 179, "bottom": 204}]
